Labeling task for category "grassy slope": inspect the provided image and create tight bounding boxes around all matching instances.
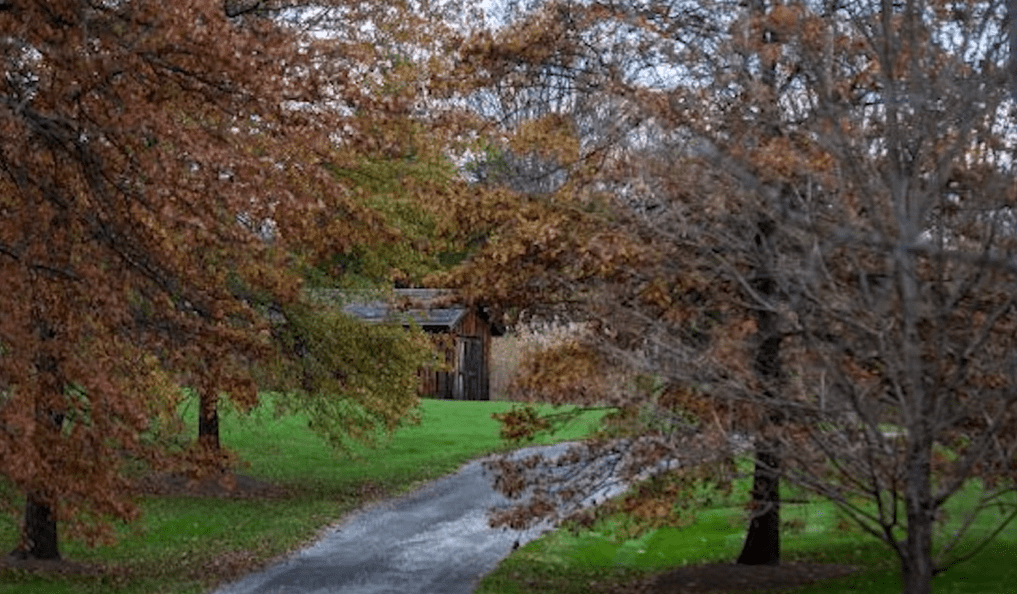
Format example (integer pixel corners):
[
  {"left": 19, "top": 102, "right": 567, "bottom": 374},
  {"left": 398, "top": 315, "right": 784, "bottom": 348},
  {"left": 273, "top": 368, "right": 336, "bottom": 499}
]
[
  {"left": 476, "top": 481, "right": 1017, "bottom": 594},
  {"left": 5, "top": 394, "right": 1013, "bottom": 594},
  {"left": 0, "top": 398, "right": 603, "bottom": 594}
]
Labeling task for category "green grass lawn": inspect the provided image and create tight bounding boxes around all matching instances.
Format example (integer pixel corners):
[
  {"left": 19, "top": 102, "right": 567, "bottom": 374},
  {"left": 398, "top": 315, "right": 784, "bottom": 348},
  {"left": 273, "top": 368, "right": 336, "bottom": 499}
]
[
  {"left": 475, "top": 478, "right": 1017, "bottom": 594},
  {"left": 0, "top": 397, "right": 603, "bottom": 594},
  {"left": 4, "top": 398, "right": 1015, "bottom": 594}
]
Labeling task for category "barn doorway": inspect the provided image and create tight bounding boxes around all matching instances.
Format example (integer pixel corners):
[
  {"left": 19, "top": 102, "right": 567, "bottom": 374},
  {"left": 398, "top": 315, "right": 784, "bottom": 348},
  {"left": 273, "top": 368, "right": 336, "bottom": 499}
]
[{"left": 458, "top": 337, "right": 483, "bottom": 401}]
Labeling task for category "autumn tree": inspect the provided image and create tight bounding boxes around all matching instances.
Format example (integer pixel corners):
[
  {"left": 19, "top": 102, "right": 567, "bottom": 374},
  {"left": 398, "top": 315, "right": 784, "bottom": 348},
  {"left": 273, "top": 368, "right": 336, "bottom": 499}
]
[
  {"left": 446, "top": 0, "right": 787, "bottom": 564},
  {"left": 0, "top": 0, "right": 441, "bottom": 561},
  {"left": 443, "top": 1, "right": 1017, "bottom": 593}
]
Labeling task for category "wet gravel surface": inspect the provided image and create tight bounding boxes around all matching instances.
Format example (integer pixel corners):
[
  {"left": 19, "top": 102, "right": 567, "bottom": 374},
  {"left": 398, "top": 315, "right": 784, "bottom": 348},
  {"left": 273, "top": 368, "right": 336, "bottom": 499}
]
[{"left": 209, "top": 442, "right": 628, "bottom": 594}]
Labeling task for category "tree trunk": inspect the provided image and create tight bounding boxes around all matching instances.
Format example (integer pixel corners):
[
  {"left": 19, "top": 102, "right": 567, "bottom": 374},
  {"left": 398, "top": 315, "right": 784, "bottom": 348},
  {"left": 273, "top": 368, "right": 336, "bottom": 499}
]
[
  {"left": 740, "top": 214, "right": 785, "bottom": 565},
  {"left": 899, "top": 435, "right": 935, "bottom": 594},
  {"left": 737, "top": 443, "right": 781, "bottom": 565},
  {"left": 198, "top": 386, "right": 220, "bottom": 451},
  {"left": 12, "top": 493, "right": 60, "bottom": 560},
  {"left": 17, "top": 332, "right": 64, "bottom": 560},
  {"left": 900, "top": 547, "right": 934, "bottom": 594},
  {"left": 738, "top": 217, "right": 784, "bottom": 566},
  {"left": 1009, "top": 0, "right": 1017, "bottom": 100}
]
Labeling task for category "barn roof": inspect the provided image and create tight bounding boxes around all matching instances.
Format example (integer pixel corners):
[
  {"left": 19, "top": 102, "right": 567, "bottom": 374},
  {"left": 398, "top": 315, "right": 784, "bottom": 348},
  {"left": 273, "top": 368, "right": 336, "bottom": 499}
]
[{"left": 313, "top": 288, "right": 468, "bottom": 331}]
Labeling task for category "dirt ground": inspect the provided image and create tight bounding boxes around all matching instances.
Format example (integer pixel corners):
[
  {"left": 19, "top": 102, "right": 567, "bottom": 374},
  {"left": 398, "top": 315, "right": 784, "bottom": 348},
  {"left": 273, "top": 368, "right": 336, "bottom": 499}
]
[
  {"left": 131, "top": 471, "right": 291, "bottom": 499},
  {"left": 615, "top": 562, "right": 862, "bottom": 593},
  {"left": 0, "top": 554, "right": 106, "bottom": 577}
]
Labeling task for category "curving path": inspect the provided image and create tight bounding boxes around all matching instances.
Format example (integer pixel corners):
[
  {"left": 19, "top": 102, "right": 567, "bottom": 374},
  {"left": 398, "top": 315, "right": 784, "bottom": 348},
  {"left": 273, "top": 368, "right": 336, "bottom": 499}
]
[{"left": 209, "top": 442, "right": 632, "bottom": 594}]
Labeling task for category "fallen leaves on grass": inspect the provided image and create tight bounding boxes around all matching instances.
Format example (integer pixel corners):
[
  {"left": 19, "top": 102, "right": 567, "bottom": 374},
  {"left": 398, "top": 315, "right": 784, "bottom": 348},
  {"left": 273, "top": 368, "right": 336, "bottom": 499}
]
[
  {"left": 613, "top": 562, "right": 861, "bottom": 594},
  {"left": 0, "top": 554, "right": 108, "bottom": 577},
  {"left": 194, "top": 549, "right": 260, "bottom": 583},
  {"left": 133, "top": 472, "right": 291, "bottom": 498}
]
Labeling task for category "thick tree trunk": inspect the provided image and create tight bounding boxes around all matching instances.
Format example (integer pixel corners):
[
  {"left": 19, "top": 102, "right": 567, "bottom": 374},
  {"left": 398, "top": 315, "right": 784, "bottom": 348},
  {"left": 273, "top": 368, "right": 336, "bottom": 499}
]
[
  {"left": 900, "top": 547, "right": 934, "bottom": 594},
  {"left": 737, "top": 443, "right": 781, "bottom": 565},
  {"left": 899, "top": 435, "right": 935, "bottom": 594},
  {"left": 18, "top": 333, "right": 64, "bottom": 561},
  {"left": 198, "top": 386, "right": 220, "bottom": 451},
  {"left": 738, "top": 216, "right": 784, "bottom": 566},
  {"left": 11, "top": 493, "right": 60, "bottom": 560}
]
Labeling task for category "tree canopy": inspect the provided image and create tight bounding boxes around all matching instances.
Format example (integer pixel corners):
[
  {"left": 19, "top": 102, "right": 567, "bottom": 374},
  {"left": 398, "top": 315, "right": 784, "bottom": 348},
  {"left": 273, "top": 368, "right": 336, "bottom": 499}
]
[
  {"left": 442, "top": 1, "right": 1017, "bottom": 593},
  {"left": 0, "top": 0, "right": 452, "bottom": 559},
  {"left": 4, "top": 2, "right": 1016, "bottom": 592}
]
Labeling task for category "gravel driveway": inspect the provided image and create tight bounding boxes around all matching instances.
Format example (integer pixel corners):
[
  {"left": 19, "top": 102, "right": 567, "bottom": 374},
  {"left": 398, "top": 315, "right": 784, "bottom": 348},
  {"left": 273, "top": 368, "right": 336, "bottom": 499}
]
[{"left": 208, "top": 442, "right": 634, "bottom": 594}]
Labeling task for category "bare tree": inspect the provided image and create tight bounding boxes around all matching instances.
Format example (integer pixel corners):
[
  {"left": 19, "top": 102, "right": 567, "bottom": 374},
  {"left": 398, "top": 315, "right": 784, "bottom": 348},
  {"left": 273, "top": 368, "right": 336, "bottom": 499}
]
[{"left": 445, "top": 1, "right": 1017, "bottom": 592}]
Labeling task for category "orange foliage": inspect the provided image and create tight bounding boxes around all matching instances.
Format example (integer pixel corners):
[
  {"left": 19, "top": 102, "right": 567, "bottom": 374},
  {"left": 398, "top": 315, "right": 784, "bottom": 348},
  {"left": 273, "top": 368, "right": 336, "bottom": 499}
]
[
  {"left": 0, "top": 0, "right": 446, "bottom": 556},
  {"left": 450, "top": 1, "right": 1017, "bottom": 584}
]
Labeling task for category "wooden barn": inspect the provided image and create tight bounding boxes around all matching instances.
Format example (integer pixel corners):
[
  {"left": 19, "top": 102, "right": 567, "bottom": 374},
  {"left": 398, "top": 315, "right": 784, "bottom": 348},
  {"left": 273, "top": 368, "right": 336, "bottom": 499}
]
[{"left": 339, "top": 288, "right": 502, "bottom": 401}]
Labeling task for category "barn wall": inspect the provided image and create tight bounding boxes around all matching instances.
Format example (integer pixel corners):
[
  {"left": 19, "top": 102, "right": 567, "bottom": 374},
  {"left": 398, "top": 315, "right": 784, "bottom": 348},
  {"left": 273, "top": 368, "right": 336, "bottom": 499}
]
[
  {"left": 418, "top": 309, "right": 493, "bottom": 401},
  {"left": 456, "top": 310, "right": 492, "bottom": 401},
  {"left": 419, "top": 331, "right": 456, "bottom": 400}
]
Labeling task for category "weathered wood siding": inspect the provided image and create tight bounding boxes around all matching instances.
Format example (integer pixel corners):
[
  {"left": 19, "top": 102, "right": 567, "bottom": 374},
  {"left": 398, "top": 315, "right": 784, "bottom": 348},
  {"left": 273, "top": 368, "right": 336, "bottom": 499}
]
[
  {"left": 336, "top": 288, "right": 497, "bottom": 401},
  {"left": 420, "top": 309, "right": 493, "bottom": 401}
]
